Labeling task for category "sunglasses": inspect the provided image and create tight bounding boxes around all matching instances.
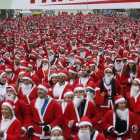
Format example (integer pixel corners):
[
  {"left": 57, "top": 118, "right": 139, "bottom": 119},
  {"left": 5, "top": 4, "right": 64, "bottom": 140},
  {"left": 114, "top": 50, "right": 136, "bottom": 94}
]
[
  {"left": 116, "top": 60, "right": 122, "bottom": 62},
  {"left": 86, "top": 89, "right": 94, "bottom": 93}
]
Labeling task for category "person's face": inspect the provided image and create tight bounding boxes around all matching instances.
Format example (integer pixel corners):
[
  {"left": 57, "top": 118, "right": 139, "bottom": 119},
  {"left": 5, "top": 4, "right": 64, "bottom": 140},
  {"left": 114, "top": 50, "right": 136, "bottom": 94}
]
[
  {"left": 117, "top": 100, "right": 126, "bottom": 111},
  {"left": 79, "top": 125, "right": 90, "bottom": 131},
  {"left": 6, "top": 87, "right": 16, "bottom": 96},
  {"left": 6, "top": 71, "right": 12, "bottom": 76},
  {"left": 52, "top": 76, "right": 58, "bottom": 84},
  {"left": 80, "top": 48, "right": 85, "bottom": 53},
  {"left": 128, "top": 62, "right": 134, "bottom": 69},
  {"left": 19, "top": 74, "right": 24, "bottom": 82},
  {"left": 105, "top": 70, "right": 113, "bottom": 76},
  {"left": 90, "top": 65, "right": 95, "bottom": 71},
  {"left": 0, "top": 74, "right": 7, "bottom": 84},
  {"left": 15, "top": 58, "right": 20, "bottom": 65},
  {"left": 132, "top": 80, "right": 140, "bottom": 88},
  {"left": 51, "top": 130, "right": 62, "bottom": 137},
  {"left": 122, "top": 59, "right": 127, "bottom": 64},
  {"left": 114, "top": 42, "right": 119, "bottom": 48},
  {"left": 43, "top": 60, "right": 48, "bottom": 65},
  {"left": 93, "top": 51, "right": 98, "bottom": 56},
  {"left": 37, "top": 88, "right": 47, "bottom": 98},
  {"left": 1, "top": 105, "right": 11, "bottom": 119},
  {"left": 116, "top": 59, "right": 122, "bottom": 64},
  {"left": 50, "top": 66, "right": 57, "bottom": 74},
  {"left": 64, "top": 94, "right": 74, "bottom": 103},
  {"left": 81, "top": 67, "right": 88, "bottom": 77},
  {"left": 28, "top": 66, "right": 33, "bottom": 72},
  {"left": 106, "top": 57, "right": 111, "bottom": 62},
  {"left": 58, "top": 75, "right": 66, "bottom": 83},
  {"left": 74, "top": 61, "right": 80, "bottom": 66},
  {"left": 60, "top": 48, "right": 65, "bottom": 54},
  {"left": 74, "top": 90, "right": 85, "bottom": 97},
  {"left": 23, "top": 79, "right": 31, "bottom": 85}
]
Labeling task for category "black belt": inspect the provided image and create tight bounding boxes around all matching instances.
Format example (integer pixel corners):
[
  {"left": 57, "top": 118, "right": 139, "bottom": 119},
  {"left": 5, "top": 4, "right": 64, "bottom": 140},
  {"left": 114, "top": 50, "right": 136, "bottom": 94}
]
[
  {"left": 34, "top": 121, "right": 48, "bottom": 126},
  {"left": 109, "top": 133, "right": 130, "bottom": 138},
  {"left": 104, "top": 96, "right": 114, "bottom": 100}
]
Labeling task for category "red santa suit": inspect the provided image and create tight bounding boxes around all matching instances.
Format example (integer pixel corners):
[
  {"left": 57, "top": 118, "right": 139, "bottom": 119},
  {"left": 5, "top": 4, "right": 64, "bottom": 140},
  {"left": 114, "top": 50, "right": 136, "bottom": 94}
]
[
  {"left": 50, "top": 81, "right": 73, "bottom": 100},
  {"left": 18, "top": 84, "right": 37, "bottom": 105},
  {"left": 0, "top": 116, "right": 21, "bottom": 140},
  {"left": 27, "top": 97, "right": 62, "bottom": 140},
  {"left": 63, "top": 99, "right": 101, "bottom": 138},
  {"left": 102, "top": 110, "right": 138, "bottom": 140},
  {"left": 95, "top": 78, "right": 123, "bottom": 116},
  {"left": 74, "top": 130, "right": 106, "bottom": 140}
]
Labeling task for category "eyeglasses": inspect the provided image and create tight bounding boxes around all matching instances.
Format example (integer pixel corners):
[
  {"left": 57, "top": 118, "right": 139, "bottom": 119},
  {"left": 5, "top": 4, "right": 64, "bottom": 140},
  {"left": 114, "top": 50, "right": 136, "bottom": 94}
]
[
  {"left": 116, "top": 60, "right": 122, "bottom": 62},
  {"left": 86, "top": 89, "right": 94, "bottom": 93},
  {"left": 105, "top": 71, "right": 113, "bottom": 74}
]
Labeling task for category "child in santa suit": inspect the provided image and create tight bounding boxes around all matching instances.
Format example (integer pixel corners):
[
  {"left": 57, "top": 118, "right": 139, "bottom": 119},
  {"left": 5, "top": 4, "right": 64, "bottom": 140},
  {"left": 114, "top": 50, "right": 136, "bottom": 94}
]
[
  {"left": 102, "top": 95, "right": 138, "bottom": 140},
  {"left": 0, "top": 100, "right": 21, "bottom": 139},
  {"left": 50, "top": 126, "right": 64, "bottom": 140},
  {"left": 61, "top": 89, "right": 74, "bottom": 140},
  {"left": 74, "top": 116, "right": 106, "bottom": 140}
]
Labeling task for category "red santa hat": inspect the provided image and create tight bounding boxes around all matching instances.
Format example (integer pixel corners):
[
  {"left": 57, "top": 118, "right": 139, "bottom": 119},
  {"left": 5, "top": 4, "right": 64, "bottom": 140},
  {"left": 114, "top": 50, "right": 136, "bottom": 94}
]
[
  {"left": 5, "top": 65, "right": 13, "bottom": 72},
  {"left": 134, "top": 78, "right": 140, "bottom": 85},
  {"left": 19, "top": 70, "right": 26, "bottom": 75},
  {"left": 22, "top": 73, "right": 32, "bottom": 81},
  {"left": 6, "top": 84, "right": 18, "bottom": 95},
  {"left": 104, "top": 66, "right": 113, "bottom": 73},
  {"left": 50, "top": 71, "right": 58, "bottom": 78},
  {"left": 69, "top": 66, "right": 77, "bottom": 74},
  {"left": 0, "top": 71, "right": 6, "bottom": 79},
  {"left": 128, "top": 57, "right": 136, "bottom": 64},
  {"left": 86, "top": 81, "right": 95, "bottom": 91},
  {"left": 74, "top": 84, "right": 85, "bottom": 92},
  {"left": 2, "top": 100, "right": 14, "bottom": 111},
  {"left": 76, "top": 116, "right": 92, "bottom": 127},
  {"left": 115, "top": 55, "right": 122, "bottom": 61},
  {"left": 43, "top": 56, "right": 49, "bottom": 62},
  {"left": 51, "top": 126, "right": 62, "bottom": 134},
  {"left": 38, "top": 82, "right": 50, "bottom": 93},
  {"left": 58, "top": 60, "right": 67, "bottom": 68},
  {"left": 20, "top": 62, "right": 29, "bottom": 70},
  {"left": 64, "top": 89, "right": 74, "bottom": 98},
  {"left": 114, "top": 95, "right": 125, "bottom": 104},
  {"left": 58, "top": 70, "right": 68, "bottom": 77}
]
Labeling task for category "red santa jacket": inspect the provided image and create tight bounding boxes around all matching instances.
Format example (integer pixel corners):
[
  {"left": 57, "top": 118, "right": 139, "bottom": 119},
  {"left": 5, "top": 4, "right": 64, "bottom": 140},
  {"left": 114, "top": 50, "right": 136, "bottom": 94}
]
[
  {"left": 50, "top": 82, "right": 73, "bottom": 100},
  {"left": 74, "top": 130, "right": 106, "bottom": 140},
  {"left": 27, "top": 97, "right": 62, "bottom": 139},
  {"left": 18, "top": 84, "right": 37, "bottom": 105},
  {"left": 95, "top": 78, "right": 123, "bottom": 108},
  {"left": 0, "top": 117, "right": 21, "bottom": 140},
  {"left": 63, "top": 100, "right": 101, "bottom": 136},
  {"left": 102, "top": 110, "right": 138, "bottom": 140}
]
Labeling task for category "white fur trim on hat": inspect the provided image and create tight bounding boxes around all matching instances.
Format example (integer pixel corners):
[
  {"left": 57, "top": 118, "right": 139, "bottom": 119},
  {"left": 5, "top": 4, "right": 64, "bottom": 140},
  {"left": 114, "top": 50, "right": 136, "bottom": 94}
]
[
  {"left": 43, "top": 58, "right": 49, "bottom": 62},
  {"left": 0, "top": 72, "right": 6, "bottom": 79},
  {"left": 22, "top": 77, "right": 32, "bottom": 81},
  {"left": 58, "top": 62, "right": 64, "bottom": 68},
  {"left": 74, "top": 87, "right": 85, "bottom": 92},
  {"left": 115, "top": 98, "right": 125, "bottom": 104},
  {"left": 134, "top": 78, "right": 140, "bottom": 85},
  {"left": 58, "top": 73, "right": 67, "bottom": 77},
  {"left": 7, "top": 86, "right": 17, "bottom": 95},
  {"left": 51, "top": 126, "right": 62, "bottom": 134},
  {"left": 50, "top": 73, "right": 58, "bottom": 78},
  {"left": 2, "top": 102, "right": 13, "bottom": 110},
  {"left": 104, "top": 68, "right": 112, "bottom": 72},
  {"left": 128, "top": 60, "right": 136, "bottom": 64},
  {"left": 86, "top": 86, "right": 95, "bottom": 91},
  {"left": 76, "top": 121, "right": 92, "bottom": 127},
  {"left": 69, "top": 69, "right": 77, "bottom": 74},
  {"left": 19, "top": 71, "right": 25, "bottom": 75},
  {"left": 5, "top": 68, "right": 12, "bottom": 72},
  {"left": 64, "top": 91, "right": 73, "bottom": 97},
  {"left": 38, "top": 85, "right": 48, "bottom": 92},
  {"left": 75, "top": 59, "right": 81, "bottom": 64},
  {"left": 20, "top": 66, "right": 29, "bottom": 70}
]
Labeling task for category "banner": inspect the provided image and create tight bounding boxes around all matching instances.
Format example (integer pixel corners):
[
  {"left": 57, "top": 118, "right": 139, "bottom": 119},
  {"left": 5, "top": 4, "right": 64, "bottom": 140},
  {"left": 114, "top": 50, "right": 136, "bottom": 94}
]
[{"left": 0, "top": 0, "right": 140, "bottom": 9}]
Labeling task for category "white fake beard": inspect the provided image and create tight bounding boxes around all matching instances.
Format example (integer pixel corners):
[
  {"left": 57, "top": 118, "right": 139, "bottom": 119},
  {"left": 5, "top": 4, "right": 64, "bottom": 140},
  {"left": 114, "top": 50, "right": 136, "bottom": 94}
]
[
  {"left": 7, "top": 73, "right": 12, "bottom": 78},
  {"left": 39, "top": 50, "right": 44, "bottom": 54},
  {"left": 5, "top": 94, "right": 14, "bottom": 101},
  {"left": 21, "top": 83, "right": 32, "bottom": 95},
  {"left": 42, "top": 64, "right": 48, "bottom": 71},
  {"left": 86, "top": 92, "right": 94, "bottom": 101},
  {"left": 104, "top": 74, "right": 114, "bottom": 85},
  {"left": 80, "top": 52, "right": 85, "bottom": 58},
  {"left": 49, "top": 55, "right": 54, "bottom": 62},
  {"left": 73, "top": 96, "right": 84, "bottom": 108},
  {"left": 130, "top": 86, "right": 139, "bottom": 98},
  {"left": 78, "top": 129, "right": 90, "bottom": 140},
  {"left": 37, "top": 59, "right": 42, "bottom": 68},
  {"left": 35, "top": 97, "right": 45, "bottom": 110},
  {"left": 69, "top": 57, "right": 75, "bottom": 66},
  {"left": 116, "top": 108, "right": 128, "bottom": 121},
  {"left": 50, "top": 136, "right": 63, "bottom": 140},
  {"left": 115, "top": 61, "right": 123, "bottom": 71}
]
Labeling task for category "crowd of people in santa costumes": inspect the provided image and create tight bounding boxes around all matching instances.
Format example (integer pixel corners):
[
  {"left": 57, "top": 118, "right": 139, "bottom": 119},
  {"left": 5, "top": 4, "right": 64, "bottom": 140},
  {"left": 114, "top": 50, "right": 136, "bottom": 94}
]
[{"left": 0, "top": 11, "right": 140, "bottom": 140}]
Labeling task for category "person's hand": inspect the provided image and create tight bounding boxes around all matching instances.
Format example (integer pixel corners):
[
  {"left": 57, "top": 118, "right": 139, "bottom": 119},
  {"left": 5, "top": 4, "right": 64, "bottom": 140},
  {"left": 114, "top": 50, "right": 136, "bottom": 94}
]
[
  {"left": 28, "top": 127, "right": 34, "bottom": 136},
  {"left": 0, "top": 131, "right": 4, "bottom": 138},
  {"left": 43, "top": 125, "right": 50, "bottom": 132},
  {"left": 69, "top": 120, "right": 75, "bottom": 128},
  {"left": 133, "top": 125, "right": 138, "bottom": 131},
  {"left": 101, "top": 92, "right": 105, "bottom": 96}
]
